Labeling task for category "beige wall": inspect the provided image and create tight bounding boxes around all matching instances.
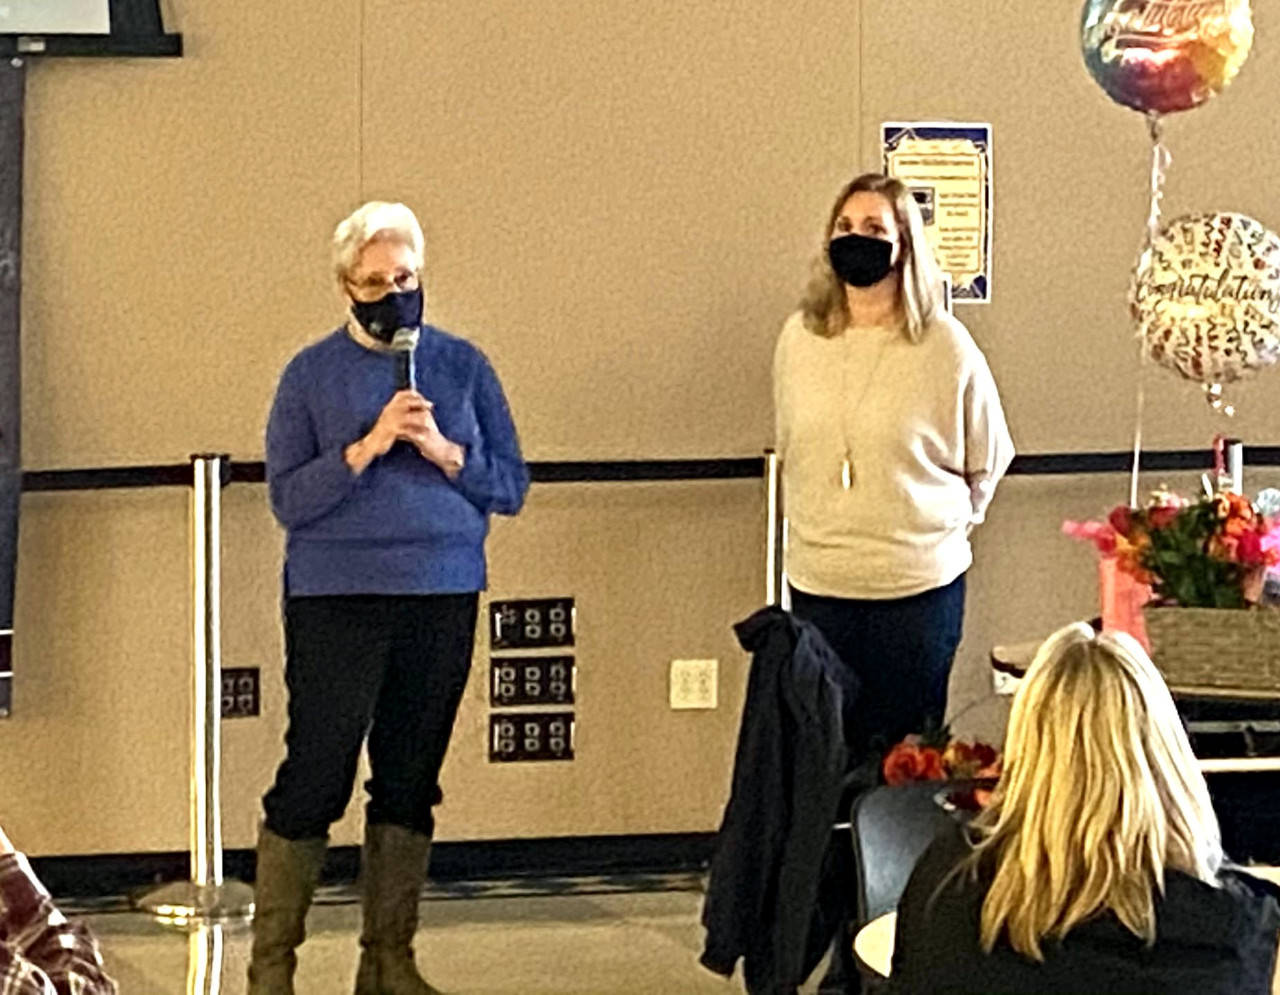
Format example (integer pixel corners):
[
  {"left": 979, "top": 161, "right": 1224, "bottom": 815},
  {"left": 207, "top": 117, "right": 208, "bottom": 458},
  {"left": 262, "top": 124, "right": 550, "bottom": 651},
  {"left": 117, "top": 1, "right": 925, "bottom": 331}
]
[{"left": 3, "top": 1, "right": 1279, "bottom": 854}]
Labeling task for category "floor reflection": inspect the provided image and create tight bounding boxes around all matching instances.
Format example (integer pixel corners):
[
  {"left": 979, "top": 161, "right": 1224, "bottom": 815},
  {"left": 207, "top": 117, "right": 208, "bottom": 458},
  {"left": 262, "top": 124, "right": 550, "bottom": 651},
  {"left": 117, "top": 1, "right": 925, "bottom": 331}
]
[{"left": 186, "top": 924, "right": 224, "bottom": 995}]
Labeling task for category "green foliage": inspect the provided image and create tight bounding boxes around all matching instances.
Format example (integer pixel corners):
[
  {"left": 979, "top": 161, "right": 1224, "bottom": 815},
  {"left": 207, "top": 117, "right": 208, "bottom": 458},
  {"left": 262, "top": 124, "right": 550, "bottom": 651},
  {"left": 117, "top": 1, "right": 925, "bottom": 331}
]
[{"left": 1138, "top": 501, "right": 1247, "bottom": 609}]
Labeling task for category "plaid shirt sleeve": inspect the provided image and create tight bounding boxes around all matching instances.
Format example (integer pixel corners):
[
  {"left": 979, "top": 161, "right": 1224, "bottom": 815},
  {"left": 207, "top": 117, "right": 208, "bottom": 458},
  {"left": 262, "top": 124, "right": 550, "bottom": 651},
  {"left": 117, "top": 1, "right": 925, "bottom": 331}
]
[{"left": 0, "top": 854, "right": 117, "bottom": 995}]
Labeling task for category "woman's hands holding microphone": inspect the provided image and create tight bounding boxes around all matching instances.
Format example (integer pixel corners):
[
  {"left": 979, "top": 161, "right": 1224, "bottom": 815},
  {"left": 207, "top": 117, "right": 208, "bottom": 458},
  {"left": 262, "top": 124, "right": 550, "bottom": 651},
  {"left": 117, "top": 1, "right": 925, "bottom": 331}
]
[{"left": 344, "top": 390, "right": 465, "bottom": 479}]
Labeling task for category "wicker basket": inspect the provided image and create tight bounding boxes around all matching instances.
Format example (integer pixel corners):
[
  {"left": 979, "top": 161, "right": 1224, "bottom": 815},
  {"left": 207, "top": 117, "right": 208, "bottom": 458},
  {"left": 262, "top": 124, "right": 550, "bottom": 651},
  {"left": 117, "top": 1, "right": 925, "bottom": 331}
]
[{"left": 1142, "top": 605, "right": 1280, "bottom": 697}]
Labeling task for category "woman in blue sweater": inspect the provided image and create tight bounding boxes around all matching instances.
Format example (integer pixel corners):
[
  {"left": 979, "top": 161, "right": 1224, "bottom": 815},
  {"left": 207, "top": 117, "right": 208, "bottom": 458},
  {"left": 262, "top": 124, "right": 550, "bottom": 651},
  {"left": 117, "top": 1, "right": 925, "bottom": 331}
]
[{"left": 248, "top": 201, "right": 528, "bottom": 995}]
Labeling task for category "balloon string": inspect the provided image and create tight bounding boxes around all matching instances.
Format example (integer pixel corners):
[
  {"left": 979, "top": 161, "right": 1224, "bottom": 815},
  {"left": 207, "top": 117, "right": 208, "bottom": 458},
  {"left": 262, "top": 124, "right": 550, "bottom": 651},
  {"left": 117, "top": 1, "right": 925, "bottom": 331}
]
[
  {"left": 1130, "top": 376, "right": 1145, "bottom": 509},
  {"left": 1143, "top": 112, "right": 1171, "bottom": 253},
  {"left": 1130, "top": 113, "right": 1168, "bottom": 509}
]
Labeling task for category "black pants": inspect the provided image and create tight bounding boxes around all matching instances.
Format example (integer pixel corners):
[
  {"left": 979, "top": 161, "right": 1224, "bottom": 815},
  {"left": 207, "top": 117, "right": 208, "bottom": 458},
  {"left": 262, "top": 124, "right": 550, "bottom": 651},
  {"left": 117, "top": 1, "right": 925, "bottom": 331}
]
[
  {"left": 789, "top": 574, "right": 966, "bottom": 994},
  {"left": 262, "top": 593, "right": 478, "bottom": 841},
  {"left": 789, "top": 574, "right": 966, "bottom": 761}
]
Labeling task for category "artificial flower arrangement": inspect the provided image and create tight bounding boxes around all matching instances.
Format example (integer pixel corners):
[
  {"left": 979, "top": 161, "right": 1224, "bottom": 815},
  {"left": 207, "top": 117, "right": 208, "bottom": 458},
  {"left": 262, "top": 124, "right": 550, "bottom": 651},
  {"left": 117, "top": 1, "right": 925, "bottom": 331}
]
[
  {"left": 1063, "top": 486, "right": 1280, "bottom": 609},
  {"left": 882, "top": 724, "right": 1001, "bottom": 811}
]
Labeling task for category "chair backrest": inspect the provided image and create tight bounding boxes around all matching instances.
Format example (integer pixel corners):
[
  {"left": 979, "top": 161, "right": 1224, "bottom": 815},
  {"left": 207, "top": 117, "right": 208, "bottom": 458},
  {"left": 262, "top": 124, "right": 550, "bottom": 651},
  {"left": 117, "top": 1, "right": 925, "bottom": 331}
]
[{"left": 850, "top": 782, "right": 955, "bottom": 923}]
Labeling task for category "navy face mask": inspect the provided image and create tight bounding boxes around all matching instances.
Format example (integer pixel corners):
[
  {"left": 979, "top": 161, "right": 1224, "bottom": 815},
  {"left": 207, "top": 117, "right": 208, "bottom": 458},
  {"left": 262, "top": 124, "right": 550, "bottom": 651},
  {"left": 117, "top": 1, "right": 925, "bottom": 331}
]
[
  {"left": 827, "top": 233, "right": 895, "bottom": 288},
  {"left": 351, "top": 286, "right": 424, "bottom": 343}
]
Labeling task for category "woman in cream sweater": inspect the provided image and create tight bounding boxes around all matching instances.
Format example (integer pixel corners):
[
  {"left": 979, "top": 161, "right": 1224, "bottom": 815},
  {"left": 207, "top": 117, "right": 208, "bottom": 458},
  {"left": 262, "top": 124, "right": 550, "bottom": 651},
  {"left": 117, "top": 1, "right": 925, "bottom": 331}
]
[{"left": 774, "top": 172, "right": 1013, "bottom": 765}]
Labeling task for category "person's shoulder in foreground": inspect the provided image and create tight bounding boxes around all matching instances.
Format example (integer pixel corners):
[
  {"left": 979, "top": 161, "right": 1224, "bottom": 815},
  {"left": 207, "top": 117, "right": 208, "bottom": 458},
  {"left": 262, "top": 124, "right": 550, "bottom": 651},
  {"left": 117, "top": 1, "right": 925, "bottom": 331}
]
[
  {"left": 889, "top": 621, "right": 1280, "bottom": 995},
  {"left": 0, "top": 834, "right": 118, "bottom": 995},
  {"left": 891, "top": 819, "right": 1280, "bottom": 995}
]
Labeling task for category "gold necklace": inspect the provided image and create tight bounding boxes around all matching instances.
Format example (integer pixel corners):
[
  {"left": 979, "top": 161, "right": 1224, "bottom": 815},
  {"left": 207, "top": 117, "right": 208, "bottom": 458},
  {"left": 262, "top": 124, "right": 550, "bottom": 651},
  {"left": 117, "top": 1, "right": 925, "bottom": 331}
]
[{"left": 839, "top": 328, "right": 893, "bottom": 490}]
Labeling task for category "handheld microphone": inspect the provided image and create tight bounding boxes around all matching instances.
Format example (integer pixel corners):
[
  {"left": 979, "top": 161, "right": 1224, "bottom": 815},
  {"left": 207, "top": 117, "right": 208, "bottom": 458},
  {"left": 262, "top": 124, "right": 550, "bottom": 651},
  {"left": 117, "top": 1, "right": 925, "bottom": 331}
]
[{"left": 390, "top": 328, "right": 418, "bottom": 391}]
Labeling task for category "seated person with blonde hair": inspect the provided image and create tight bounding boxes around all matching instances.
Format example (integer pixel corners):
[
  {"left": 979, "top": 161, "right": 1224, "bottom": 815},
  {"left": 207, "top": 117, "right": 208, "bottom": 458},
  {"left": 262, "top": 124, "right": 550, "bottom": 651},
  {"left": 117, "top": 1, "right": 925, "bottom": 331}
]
[
  {"left": 890, "top": 622, "right": 1280, "bottom": 994},
  {"left": 0, "top": 823, "right": 117, "bottom": 994}
]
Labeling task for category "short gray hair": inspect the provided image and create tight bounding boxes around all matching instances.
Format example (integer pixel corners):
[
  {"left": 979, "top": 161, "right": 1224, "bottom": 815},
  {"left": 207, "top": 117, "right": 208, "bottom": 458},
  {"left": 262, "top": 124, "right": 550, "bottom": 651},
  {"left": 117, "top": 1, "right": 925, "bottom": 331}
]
[{"left": 331, "top": 201, "right": 425, "bottom": 285}]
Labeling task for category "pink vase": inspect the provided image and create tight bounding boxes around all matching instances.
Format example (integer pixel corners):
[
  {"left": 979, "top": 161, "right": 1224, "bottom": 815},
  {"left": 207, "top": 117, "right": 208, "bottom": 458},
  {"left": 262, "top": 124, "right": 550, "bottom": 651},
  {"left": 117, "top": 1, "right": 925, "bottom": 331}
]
[{"left": 1098, "top": 558, "right": 1152, "bottom": 651}]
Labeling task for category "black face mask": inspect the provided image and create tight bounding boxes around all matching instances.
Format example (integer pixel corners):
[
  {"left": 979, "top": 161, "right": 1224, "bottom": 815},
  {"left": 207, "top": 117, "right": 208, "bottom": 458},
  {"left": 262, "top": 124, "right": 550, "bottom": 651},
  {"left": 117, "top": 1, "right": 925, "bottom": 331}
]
[
  {"left": 350, "top": 286, "right": 424, "bottom": 343},
  {"left": 827, "top": 233, "right": 895, "bottom": 288}
]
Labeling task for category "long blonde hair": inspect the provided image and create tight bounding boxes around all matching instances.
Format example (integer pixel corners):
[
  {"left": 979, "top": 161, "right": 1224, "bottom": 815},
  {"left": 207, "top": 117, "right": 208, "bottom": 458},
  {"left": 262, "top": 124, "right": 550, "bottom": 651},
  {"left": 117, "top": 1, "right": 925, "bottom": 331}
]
[
  {"left": 799, "top": 173, "right": 944, "bottom": 342},
  {"left": 962, "top": 623, "right": 1223, "bottom": 961}
]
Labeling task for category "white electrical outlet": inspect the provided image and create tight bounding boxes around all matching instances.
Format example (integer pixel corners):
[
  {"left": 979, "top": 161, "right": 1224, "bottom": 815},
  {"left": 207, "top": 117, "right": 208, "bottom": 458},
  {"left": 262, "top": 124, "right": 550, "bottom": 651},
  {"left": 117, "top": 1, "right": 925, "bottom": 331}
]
[
  {"left": 670, "top": 659, "right": 718, "bottom": 710},
  {"left": 992, "top": 669, "right": 1022, "bottom": 696}
]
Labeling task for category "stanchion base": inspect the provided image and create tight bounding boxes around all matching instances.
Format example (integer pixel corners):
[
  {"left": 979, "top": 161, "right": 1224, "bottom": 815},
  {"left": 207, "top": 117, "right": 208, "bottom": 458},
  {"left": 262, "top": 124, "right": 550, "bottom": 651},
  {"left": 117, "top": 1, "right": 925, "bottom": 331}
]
[{"left": 133, "top": 879, "right": 255, "bottom": 926}]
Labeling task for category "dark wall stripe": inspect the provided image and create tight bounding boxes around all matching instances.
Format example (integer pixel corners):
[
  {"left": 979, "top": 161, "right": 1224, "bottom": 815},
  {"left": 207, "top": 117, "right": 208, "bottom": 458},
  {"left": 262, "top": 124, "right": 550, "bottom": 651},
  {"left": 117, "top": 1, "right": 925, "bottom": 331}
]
[{"left": 19, "top": 447, "right": 1280, "bottom": 491}]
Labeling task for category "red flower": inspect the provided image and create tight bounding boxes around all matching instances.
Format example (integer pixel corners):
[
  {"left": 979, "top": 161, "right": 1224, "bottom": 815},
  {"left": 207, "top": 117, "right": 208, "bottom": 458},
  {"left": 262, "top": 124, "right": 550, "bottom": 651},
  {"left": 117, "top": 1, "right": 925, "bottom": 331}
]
[
  {"left": 882, "top": 744, "right": 926, "bottom": 786},
  {"left": 1062, "top": 520, "right": 1118, "bottom": 555},
  {"left": 971, "top": 742, "right": 999, "bottom": 769},
  {"left": 942, "top": 740, "right": 1002, "bottom": 780},
  {"left": 883, "top": 742, "right": 949, "bottom": 784},
  {"left": 918, "top": 747, "right": 946, "bottom": 780},
  {"left": 1236, "top": 530, "right": 1265, "bottom": 566},
  {"left": 1108, "top": 505, "right": 1135, "bottom": 536},
  {"left": 1147, "top": 505, "right": 1180, "bottom": 529}
]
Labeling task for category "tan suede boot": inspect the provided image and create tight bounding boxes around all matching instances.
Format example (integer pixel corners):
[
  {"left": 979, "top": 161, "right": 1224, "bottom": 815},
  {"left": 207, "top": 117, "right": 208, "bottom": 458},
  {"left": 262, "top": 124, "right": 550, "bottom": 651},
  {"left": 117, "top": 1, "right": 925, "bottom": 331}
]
[
  {"left": 247, "top": 824, "right": 327, "bottom": 995},
  {"left": 352, "top": 823, "right": 442, "bottom": 995}
]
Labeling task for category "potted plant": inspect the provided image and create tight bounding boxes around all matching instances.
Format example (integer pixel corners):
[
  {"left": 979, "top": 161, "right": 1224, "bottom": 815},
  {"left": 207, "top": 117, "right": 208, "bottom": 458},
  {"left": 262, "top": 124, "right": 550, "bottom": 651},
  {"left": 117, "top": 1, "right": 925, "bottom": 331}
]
[{"left": 1064, "top": 487, "right": 1280, "bottom": 693}]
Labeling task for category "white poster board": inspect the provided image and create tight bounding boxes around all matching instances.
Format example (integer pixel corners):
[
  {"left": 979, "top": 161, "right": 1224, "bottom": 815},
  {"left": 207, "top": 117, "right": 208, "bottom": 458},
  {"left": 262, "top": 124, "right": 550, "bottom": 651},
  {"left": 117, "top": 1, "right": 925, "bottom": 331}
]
[
  {"left": 882, "top": 122, "right": 993, "bottom": 304},
  {"left": 0, "top": 1, "right": 111, "bottom": 34}
]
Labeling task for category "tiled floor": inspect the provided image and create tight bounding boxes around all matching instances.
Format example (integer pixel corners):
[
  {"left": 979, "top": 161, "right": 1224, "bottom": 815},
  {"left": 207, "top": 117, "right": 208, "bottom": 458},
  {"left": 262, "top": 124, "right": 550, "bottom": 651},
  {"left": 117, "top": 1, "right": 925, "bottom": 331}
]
[{"left": 79, "top": 874, "right": 837, "bottom": 994}]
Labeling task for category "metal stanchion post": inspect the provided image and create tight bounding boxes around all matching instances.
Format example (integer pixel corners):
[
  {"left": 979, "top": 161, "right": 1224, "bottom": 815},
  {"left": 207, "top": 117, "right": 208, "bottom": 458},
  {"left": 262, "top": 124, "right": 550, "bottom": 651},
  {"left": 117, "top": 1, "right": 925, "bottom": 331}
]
[
  {"left": 135, "top": 455, "right": 253, "bottom": 925},
  {"left": 765, "top": 449, "right": 787, "bottom": 609},
  {"left": 1227, "top": 438, "right": 1244, "bottom": 495}
]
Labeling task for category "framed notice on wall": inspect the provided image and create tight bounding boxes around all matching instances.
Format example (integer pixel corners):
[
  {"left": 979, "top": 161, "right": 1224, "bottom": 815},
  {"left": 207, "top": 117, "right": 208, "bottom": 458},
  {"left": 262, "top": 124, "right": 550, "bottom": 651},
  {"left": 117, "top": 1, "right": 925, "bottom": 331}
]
[
  {"left": 882, "top": 122, "right": 992, "bottom": 304},
  {"left": 0, "top": 1, "right": 111, "bottom": 35}
]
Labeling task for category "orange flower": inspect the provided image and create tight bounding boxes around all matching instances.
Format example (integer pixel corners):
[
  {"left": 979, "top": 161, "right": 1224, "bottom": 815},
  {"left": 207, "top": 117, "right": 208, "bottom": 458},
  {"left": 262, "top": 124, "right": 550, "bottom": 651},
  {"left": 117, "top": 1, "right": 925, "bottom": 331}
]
[
  {"left": 942, "top": 740, "right": 1002, "bottom": 780},
  {"left": 942, "top": 741, "right": 974, "bottom": 777},
  {"left": 1113, "top": 533, "right": 1154, "bottom": 584},
  {"left": 882, "top": 743, "right": 927, "bottom": 786},
  {"left": 888, "top": 736, "right": 1001, "bottom": 786},
  {"left": 1224, "top": 513, "right": 1254, "bottom": 538},
  {"left": 1216, "top": 492, "right": 1255, "bottom": 526},
  {"left": 1210, "top": 534, "right": 1240, "bottom": 561},
  {"left": 918, "top": 747, "right": 946, "bottom": 780},
  {"left": 883, "top": 742, "right": 949, "bottom": 784}
]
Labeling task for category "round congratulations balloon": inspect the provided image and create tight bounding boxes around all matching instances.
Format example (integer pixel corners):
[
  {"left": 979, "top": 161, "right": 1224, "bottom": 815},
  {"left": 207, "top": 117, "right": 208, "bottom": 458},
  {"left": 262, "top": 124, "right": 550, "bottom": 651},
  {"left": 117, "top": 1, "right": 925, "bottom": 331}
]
[
  {"left": 1131, "top": 213, "right": 1280, "bottom": 385},
  {"left": 1081, "top": 0, "right": 1254, "bottom": 115}
]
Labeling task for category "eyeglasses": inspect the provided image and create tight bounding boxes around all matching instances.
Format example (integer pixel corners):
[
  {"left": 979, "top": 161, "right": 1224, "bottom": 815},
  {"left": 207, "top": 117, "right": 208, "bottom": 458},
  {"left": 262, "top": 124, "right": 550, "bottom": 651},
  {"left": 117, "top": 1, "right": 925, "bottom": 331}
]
[{"left": 345, "top": 268, "right": 420, "bottom": 297}]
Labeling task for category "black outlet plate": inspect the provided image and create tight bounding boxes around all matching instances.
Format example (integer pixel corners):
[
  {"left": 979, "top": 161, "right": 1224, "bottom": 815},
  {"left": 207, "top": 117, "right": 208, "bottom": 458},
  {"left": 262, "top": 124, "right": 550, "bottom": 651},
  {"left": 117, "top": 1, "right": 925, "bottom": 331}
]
[
  {"left": 489, "top": 711, "right": 574, "bottom": 762},
  {"left": 221, "top": 667, "right": 260, "bottom": 719},
  {"left": 491, "top": 656, "right": 575, "bottom": 707},
  {"left": 489, "top": 597, "right": 575, "bottom": 650}
]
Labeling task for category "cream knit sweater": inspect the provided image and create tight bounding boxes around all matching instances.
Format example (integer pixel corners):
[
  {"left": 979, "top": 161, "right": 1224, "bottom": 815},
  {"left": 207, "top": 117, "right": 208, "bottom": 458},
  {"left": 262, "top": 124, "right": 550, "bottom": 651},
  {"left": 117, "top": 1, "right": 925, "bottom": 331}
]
[{"left": 773, "top": 309, "right": 1013, "bottom": 600}]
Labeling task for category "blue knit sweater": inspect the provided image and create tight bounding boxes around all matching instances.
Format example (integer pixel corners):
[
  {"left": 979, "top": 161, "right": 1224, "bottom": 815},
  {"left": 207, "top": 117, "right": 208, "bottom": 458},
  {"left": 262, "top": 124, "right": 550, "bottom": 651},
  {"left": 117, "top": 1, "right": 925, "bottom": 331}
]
[{"left": 265, "top": 325, "right": 528, "bottom": 596}]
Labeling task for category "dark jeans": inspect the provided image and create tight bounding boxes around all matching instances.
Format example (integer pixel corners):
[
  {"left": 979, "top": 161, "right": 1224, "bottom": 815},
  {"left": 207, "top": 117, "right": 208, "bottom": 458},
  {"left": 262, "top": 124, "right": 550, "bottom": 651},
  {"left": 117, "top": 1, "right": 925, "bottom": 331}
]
[
  {"left": 789, "top": 574, "right": 966, "bottom": 994},
  {"left": 262, "top": 593, "right": 478, "bottom": 841},
  {"left": 789, "top": 574, "right": 966, "bottom": 762}
]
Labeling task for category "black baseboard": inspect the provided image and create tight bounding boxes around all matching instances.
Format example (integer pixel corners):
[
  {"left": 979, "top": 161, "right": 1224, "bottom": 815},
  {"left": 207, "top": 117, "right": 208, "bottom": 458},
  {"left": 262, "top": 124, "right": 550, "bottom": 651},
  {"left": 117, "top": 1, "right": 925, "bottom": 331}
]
[{"left": 28, "top": 832, "right": 717, "bottom": 900}]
